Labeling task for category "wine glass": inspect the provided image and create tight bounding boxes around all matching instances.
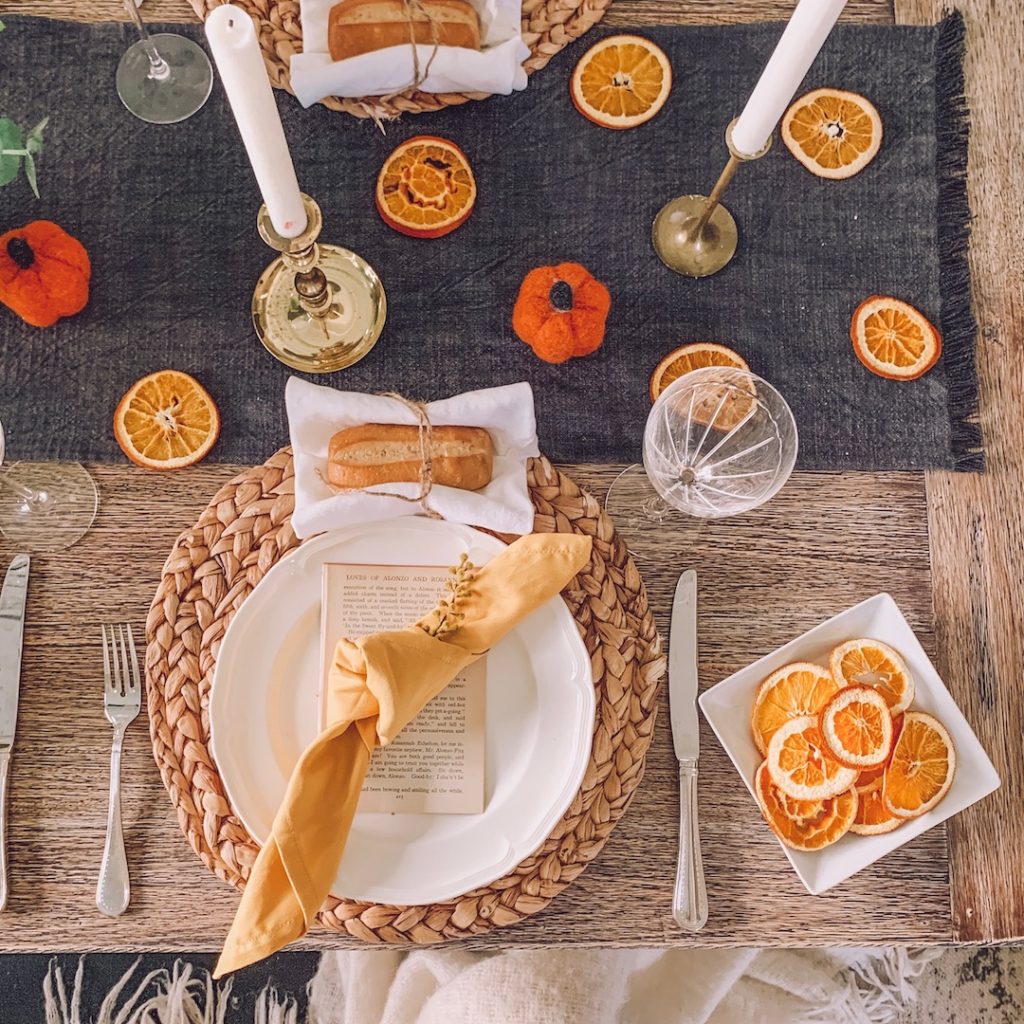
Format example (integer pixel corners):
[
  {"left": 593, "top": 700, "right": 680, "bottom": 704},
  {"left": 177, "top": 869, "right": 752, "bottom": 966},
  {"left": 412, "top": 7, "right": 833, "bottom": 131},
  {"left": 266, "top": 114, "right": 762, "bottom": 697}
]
[
  {"left": 605, "top": 367, "right": 798, "bottom": 550},
  {"left": 116, "top": 0, "right": 213, "bottom": 125},
  {"left": 0, "top": 419, "right": 98, "bottom": 552}
]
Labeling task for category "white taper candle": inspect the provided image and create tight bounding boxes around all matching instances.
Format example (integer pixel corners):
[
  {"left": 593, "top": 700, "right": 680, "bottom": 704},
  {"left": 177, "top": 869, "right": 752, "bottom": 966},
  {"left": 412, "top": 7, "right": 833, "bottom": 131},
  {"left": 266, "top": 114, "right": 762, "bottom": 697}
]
[
  {"left": 731, "top": 0, "right": 848, "bottom": 157},
  {"left": 205, "top": 4, "right": 307, "bottom": 237}
]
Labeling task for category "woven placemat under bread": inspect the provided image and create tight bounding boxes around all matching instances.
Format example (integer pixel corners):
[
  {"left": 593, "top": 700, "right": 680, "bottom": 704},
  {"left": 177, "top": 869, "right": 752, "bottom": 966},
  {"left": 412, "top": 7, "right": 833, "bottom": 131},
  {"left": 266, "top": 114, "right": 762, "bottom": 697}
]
[
  {"left": 144, "top": 452, "right": 664, "bottom": 942},
  {"left": 186, "top": 0, "right": 611, "bottom": 119}
]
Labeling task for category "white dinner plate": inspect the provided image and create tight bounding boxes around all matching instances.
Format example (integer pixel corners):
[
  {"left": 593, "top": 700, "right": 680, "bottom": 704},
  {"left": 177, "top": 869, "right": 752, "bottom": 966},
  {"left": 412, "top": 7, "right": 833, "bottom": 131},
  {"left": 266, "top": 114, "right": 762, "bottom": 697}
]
[
  {"left": 699, "top": 593, "right": 1000, "bottom": 895},
  {"left": 209, "top": 517, "right": 594, "bottom": 905}
]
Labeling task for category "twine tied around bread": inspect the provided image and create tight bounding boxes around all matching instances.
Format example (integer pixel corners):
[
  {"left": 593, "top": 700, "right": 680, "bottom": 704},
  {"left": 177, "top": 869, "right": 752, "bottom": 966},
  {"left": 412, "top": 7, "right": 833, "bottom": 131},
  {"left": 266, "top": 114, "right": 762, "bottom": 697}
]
[
  {"left": 376, "top": 0, "right": 444, "bottom": 109},
  {"left": 320, "top": 392, "right": 443, "bottom": 518}
]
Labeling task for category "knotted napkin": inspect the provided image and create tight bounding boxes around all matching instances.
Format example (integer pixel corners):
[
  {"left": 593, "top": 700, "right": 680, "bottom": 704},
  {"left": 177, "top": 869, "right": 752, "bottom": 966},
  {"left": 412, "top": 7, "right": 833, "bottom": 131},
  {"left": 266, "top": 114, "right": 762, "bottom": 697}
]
[{"left": 214, "top": 531, "right": 593, "bottom": 976}]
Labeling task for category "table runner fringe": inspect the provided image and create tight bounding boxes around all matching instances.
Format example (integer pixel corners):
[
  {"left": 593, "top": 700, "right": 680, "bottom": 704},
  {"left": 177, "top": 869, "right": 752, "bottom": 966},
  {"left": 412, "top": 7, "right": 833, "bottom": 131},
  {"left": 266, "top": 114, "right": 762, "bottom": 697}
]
[{"left": 935, "top": 10, "right": 984, "bottom": 472}]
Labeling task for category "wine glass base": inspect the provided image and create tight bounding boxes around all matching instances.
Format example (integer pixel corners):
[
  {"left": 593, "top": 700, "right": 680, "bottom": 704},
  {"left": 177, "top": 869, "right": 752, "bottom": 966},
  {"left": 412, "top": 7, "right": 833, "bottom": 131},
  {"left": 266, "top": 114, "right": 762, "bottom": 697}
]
[
  {"left": 652, "top": 195, "right": 738, "bottom": 278},
  {"left": 117, "top": 34, "right": 213, "bottom": 124},
  {"left": 252, "top": 244, "right": 388, "bottom": 373},
  {"left": 605, "top": 465, "right": 706, "bottom": 558},
  {"left": 0, "top": 463, "right": 98, "bottom": 552}
]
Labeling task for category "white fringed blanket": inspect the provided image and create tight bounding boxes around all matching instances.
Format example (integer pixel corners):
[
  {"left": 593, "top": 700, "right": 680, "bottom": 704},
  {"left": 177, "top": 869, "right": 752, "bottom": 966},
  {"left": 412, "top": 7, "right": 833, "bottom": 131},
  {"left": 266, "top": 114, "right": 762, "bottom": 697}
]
[{"left": 41, "top": 947, "right": 944, "bottom": 1024}]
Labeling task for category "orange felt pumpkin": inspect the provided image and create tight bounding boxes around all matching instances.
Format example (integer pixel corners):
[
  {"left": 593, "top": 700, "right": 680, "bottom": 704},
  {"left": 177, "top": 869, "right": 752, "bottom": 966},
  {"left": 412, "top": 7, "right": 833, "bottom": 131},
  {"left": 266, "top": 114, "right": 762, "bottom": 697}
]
[
  {"left": 0, "top": 220, "right": 91, "bottom": 327},
  {"left": 512, "top": 262, "right": 611, "bottom": 364}
]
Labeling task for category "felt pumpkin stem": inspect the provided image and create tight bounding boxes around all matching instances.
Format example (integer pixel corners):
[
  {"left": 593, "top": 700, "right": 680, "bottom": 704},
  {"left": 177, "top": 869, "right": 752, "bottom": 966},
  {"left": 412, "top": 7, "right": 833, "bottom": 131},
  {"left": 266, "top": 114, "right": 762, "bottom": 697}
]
[
  {"left": 549, "top": 280, "right": 574, "bottom": 312},
  {"left": 7, "top": 237, "right": 34, "bottom": 270}
]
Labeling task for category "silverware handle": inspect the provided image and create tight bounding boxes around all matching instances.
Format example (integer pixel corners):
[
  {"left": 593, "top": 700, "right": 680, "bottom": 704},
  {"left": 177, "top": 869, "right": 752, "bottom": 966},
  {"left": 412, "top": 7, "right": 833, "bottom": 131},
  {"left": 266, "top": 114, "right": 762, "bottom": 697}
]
[
  {"left": 0, "top": 749, "right": 9, "bottom": 912},
  {"left": 673, "top": 761, "right": 707, "bottom": 932},
  {"left": 97, "top": 726, "right": 130, "bottom": 917}
]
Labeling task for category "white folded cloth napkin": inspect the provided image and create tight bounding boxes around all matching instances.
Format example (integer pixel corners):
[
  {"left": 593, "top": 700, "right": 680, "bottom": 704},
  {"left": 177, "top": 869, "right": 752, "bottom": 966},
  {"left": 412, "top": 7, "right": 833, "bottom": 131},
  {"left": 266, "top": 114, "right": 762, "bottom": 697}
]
[
  {"left": 290, "top": 0, "right": 530, "bottom": 107},
  {"left": 286, "top": 377, "right": 539, "bottom": 539}
]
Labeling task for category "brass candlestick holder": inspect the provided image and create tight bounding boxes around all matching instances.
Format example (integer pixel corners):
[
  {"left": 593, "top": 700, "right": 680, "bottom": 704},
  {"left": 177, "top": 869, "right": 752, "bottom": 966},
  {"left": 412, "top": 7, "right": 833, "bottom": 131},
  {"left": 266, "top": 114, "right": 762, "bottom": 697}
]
[
  {"left": 652, "top": 119, "right": 772, "bottom": 279},
  {"left": 252, "top": 194, "right": 387, "bottom": 373}
]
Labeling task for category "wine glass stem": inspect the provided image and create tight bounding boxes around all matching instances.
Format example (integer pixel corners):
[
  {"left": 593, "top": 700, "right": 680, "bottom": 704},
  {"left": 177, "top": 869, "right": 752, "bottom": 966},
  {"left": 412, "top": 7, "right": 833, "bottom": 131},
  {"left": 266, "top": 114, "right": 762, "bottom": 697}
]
[
  {"left": 0, "top": 468, "right": 41, "bottom": 507},
  {"left": 123, "top": 0, "right": 171, "bottom": 81}
]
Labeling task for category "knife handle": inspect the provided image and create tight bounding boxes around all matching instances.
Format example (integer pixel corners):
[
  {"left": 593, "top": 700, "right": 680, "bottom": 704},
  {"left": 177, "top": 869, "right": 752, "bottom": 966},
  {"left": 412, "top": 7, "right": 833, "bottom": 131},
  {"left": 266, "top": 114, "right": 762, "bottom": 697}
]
[
  {"left": 0, "top": 748, "right": 10, "bottom": 912},
  {"left": 672, "top": 761, "right": 707, "bottom": 932}
]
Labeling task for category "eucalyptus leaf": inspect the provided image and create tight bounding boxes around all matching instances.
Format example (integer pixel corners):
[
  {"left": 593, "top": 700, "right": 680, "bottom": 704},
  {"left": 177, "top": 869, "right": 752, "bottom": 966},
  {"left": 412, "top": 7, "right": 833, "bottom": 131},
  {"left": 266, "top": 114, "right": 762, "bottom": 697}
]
[
  {"left": 25, "top": 117, "right": 48, "bottom": 156},
  {"left": 23, "top": 152, "right": 39, "bottom": 199},
  {"left": 0, "top": 118, "right": 23, "bottom": 189}
]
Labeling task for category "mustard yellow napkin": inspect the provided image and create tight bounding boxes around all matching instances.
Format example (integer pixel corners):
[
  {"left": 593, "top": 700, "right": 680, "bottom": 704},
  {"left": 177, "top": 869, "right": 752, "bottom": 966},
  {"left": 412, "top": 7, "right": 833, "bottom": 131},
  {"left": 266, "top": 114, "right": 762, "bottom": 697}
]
[{"left": 214, "top": 532, "right": 592, "bottom": 976}]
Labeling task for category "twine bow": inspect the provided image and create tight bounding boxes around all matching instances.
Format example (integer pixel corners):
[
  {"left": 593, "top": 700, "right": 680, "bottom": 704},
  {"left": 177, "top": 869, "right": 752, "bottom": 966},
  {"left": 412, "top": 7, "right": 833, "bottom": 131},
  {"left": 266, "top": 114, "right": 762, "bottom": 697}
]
[{"left": 377, "top": 0, "right": 445, "bottom": 109}]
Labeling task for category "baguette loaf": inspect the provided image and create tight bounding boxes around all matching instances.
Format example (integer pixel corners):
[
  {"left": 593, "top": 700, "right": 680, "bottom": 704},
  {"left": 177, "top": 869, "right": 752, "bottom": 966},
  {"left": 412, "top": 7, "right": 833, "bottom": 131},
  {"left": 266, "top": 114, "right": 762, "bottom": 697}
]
[
  {"left": 328, "top": 0, "right": 481, "bottom": 63},
  {"left": 327, "top": 423, "right": 494, "bottom": 492}
]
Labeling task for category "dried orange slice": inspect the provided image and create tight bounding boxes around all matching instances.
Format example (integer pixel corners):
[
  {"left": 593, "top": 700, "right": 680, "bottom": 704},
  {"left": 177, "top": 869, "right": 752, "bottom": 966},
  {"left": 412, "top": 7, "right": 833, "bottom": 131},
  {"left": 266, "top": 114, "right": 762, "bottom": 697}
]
[
  {"left": 855, "top": 765, "right": 885, "bottom": 792},
  {"left": 781, "top": 88, "right": 882, "bottom": 179},
  {"left": 819, "top": 684, "right": 894, "bottom": 769},
  {"left": 884, "top": 711, "right": 956, "bottom": 819},
  {"left": 850, "top": 778, "right": 902, "bottom": 835},
  {"left": 754, "top": 762, "right": 858, "bottom": 851},
  {"left": 767, "top": 715, "right": 859, "bottom": 801},
  {"left": 751, "top": 662, "right": 841, "bottom": 757},
  {"left": 375, "top": 136, "right": 476, "bottom": 238},
  {"left": 648, "top": 342, "right": 749, "bottom": 402},
  {"left": 772, "top": 784, "right": 824, "bottom": 825},
  {"left": 570, "top": 35, "right": 672, "bottom": 130},
  {"left": 855, "top": 713, "right": 903, "bottom": 791},
  {"left": 829, "top": 639, "right": 914, "bottom": 714},
  {"left": 850, "top": 296, "right": 942, "bottom": 381},
  {"left": 113, "top": 370, "right": 219, "bottom": 470}
]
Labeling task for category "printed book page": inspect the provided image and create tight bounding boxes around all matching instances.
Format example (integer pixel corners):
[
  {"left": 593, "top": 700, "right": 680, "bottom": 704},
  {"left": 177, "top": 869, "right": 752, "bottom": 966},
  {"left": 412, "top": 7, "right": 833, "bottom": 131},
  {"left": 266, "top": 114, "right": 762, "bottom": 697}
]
[{"left": 320, "top": 563, "right": 485, "bottom": 814}]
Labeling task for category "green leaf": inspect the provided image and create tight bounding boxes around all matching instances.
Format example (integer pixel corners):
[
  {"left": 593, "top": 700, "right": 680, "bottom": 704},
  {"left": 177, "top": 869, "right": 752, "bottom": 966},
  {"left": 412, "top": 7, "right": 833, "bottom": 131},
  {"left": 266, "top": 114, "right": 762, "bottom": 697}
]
[
  {"left": 25, "top": 116, "right": 47, "bottom": 156},
  {"left": 0, "top": 119, "right": 23, "bottom": 189},
  {"left": 22, "top": 152, "right": 38, "bottom": 199},
  {"left": 0, "top": 20, "right": 6, "bottom": 32}
]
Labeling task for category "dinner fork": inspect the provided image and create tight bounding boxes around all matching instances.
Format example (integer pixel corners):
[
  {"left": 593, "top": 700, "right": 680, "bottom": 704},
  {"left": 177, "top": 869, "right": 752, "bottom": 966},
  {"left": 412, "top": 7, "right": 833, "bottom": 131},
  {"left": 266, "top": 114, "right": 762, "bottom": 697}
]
[{"left": 97, "top": 624, "right": 141, "bottom": 917}]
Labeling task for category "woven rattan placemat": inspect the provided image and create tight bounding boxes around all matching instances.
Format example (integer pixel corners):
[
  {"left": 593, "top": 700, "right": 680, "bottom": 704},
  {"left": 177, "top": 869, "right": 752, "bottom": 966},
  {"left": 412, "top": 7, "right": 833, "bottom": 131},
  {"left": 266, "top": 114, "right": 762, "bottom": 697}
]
[
  {"left": 186, "top": 0, "right": 611, "bottom": 119},
  {"left": 145, "top": 453, "right": 664, "bottom": 942}
]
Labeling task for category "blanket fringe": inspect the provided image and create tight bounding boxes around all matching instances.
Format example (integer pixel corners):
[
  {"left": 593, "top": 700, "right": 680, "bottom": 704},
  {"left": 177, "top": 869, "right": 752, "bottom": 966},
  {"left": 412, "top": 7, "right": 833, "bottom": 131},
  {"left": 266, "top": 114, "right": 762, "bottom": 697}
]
[
  {"left": 255, "top": 988, "right": 301, "bottom": 1024},
  {"left": 40, "top": 958, "right": 264, "bottom": 1024},
  {"left": 934, "top": 9, "right": 984, "bottom": 471},
  {"left": 41, "top": 947, "right": 943, "bottom": 1024},
  {"left": 805, "top": 947, "right": 946, "bottom": 1024}
]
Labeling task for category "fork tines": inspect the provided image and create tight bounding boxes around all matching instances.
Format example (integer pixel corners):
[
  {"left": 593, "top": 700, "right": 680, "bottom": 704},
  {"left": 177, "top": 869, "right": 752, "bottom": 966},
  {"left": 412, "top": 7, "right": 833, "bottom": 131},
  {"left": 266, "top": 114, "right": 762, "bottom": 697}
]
[{"left": 101, "top": 623, "right": 142, "bottom": 706}]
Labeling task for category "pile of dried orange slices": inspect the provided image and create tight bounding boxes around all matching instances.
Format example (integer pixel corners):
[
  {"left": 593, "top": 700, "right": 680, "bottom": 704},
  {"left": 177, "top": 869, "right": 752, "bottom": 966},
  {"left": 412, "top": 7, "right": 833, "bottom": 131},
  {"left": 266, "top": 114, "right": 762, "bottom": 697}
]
[{"left": 752, "top": 639, "right": 956, "bottom": 851}]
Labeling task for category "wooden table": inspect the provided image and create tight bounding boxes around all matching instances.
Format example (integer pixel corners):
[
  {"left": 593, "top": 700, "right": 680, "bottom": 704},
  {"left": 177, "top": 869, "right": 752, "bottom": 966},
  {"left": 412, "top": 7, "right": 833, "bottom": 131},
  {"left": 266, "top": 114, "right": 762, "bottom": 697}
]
[{"left": 0, "top": 0, "right": 1019, "bottom": 951}]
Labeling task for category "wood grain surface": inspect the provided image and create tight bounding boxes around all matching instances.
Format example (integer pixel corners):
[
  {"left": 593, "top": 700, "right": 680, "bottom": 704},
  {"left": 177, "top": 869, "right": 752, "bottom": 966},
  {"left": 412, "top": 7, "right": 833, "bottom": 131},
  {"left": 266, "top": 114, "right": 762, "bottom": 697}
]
[
  {"left": 0, "top": 0, "right": 1019, "bottom": 950},
  {"left": 0, "top": 0, "right": 894, "bottom": 25},
  {"left": 0, "top": 466, "right": 952, "bottom": 951},
  {"left": 894, "top": 0, "right": 1024, "bottom": 944}
]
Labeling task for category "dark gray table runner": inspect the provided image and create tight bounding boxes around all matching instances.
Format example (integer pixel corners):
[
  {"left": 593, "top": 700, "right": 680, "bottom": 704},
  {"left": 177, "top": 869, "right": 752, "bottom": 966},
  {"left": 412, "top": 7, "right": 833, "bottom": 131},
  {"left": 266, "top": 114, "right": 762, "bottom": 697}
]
[{"left": 0, "top": 14, "right": 980, "bottom": 470}]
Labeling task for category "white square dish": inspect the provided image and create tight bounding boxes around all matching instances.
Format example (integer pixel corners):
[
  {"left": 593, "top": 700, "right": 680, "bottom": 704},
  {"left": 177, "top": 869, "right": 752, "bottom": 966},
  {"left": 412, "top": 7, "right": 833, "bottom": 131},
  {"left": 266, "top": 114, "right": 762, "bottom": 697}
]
[{"left": 698, "top": 593, "right": 1000, "bottom": 895}]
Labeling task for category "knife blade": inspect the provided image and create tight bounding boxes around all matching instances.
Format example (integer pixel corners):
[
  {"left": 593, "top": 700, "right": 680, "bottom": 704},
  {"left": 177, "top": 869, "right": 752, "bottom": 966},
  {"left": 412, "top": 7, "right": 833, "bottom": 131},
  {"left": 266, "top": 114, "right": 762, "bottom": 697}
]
[
  {"left": 669, "top": 568, "right": 707, "bottom": 932},
  {"left": 0, "top": 553, "right": 29, "bottom": 912},
  {"left": 669, "top": 569, "right": 699, "bottom": 761}
]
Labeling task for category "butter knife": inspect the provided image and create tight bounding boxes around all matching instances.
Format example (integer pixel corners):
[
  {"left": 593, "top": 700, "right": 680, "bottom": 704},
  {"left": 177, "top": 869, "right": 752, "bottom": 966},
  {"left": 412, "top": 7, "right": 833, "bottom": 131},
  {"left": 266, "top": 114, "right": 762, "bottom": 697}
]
[
  {"left": 670, "top": 568, "right": 707, "bottom": 931},
  {"left": 0, "top": 554, "right": 29, "bottom": 913}
]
